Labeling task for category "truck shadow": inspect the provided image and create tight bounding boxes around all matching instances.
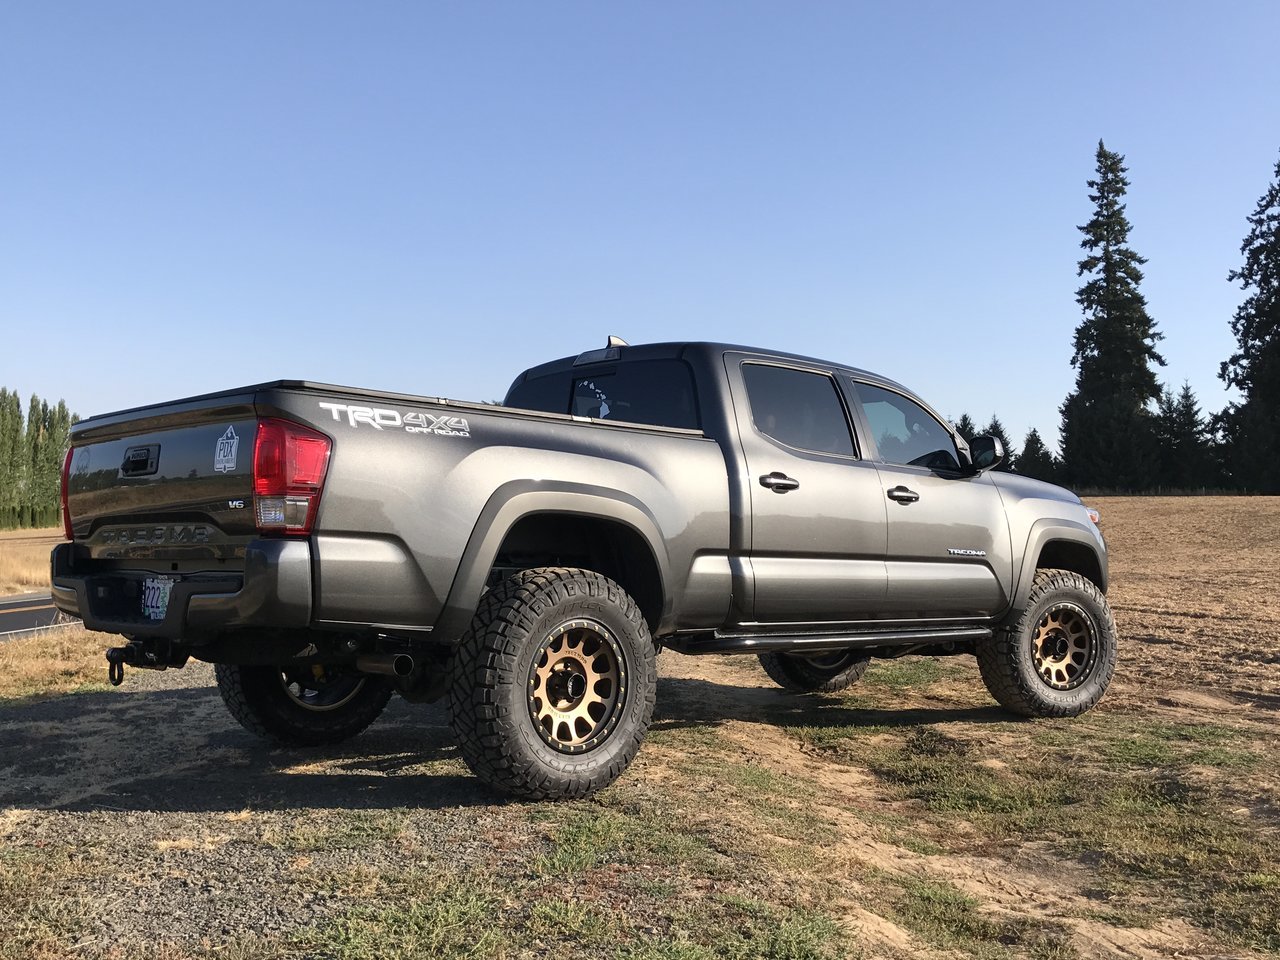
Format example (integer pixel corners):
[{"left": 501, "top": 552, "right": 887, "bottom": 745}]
[
  {"left": 652, "top": 675, "right": 1012, "bottom": 733},
  {"left": 0, "top": 673, "right": 1011, "bottom": 815}
]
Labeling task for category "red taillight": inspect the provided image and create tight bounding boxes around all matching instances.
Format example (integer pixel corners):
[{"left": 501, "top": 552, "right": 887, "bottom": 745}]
[
  {"left": 252, "top": 418, "right": 332, "bottom": 534},
  {"left": 61, "top": 447, "right": 74, "bottom": 541}
]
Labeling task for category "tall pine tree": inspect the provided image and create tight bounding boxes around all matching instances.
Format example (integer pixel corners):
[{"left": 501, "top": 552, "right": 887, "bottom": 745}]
[
  {"left": 1059, "top": 141, "right": 1165, "bottom": 491},
  {"left": 1155, "top": 383, "right": 1214, "bottom": 490},
  {"left": 983, "top": 415, "right": 1018, "bottom": 471},
  {"left": 1015, "top": 429, "right": 1059, "bottom": 482},
  {"left": 1219, "top": 151, "right": 1280, "bottom": 492},
  {"left": 953, "top": 413, "right": 978, "bottom": 443},
  {"left": 0, "top": 390, "right": 16, "bottom": 527}
]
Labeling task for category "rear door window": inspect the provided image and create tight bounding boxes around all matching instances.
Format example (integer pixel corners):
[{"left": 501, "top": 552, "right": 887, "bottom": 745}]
[{"left": 741, "top": 364, "right": 855, "bottom": 457}]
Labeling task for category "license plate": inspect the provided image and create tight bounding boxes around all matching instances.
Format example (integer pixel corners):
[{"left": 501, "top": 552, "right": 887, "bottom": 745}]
[{"left": 142, "top": 577, "right": 175, "bottom": 621}]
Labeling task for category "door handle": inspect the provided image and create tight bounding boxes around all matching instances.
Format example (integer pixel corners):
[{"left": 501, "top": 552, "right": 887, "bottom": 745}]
[
  {"left": 759, "top": 472, "right": 800, "bottom": 493},
  {"left": 887, "top": 485, "right": 919, "bottom": 504}
]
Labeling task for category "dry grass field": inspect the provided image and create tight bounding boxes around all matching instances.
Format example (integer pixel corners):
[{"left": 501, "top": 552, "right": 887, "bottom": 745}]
[
  {"left": 1, "top": 497, "right": 1277, "bottom": 959},
  {"left": 0, "top": 526, "right": 62, "bottom": 596}
]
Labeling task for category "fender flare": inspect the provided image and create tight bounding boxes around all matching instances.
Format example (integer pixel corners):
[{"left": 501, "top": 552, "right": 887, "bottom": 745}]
[
  {"left": 1009, "top": 517, "right": 1108, "bottom": 615},
  {"left": 431, "top": 480, "right": 672, "bottom": 642}
]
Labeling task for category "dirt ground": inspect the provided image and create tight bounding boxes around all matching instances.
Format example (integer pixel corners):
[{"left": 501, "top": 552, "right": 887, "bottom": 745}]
[{"left": 1, "top": 497, "right": 1278, "bottom": 959}]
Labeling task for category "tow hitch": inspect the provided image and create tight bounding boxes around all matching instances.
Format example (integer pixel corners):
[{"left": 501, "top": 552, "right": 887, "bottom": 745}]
[{"left": 105, "top": 640, "right": 189, "bottom": 686}]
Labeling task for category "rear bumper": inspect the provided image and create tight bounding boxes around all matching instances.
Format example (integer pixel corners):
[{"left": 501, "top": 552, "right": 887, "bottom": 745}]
[{"left": 51, "top": 539, "right": 312, "bottom": 639}]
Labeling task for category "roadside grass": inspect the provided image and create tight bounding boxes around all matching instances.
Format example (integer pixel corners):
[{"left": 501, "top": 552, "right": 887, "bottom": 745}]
[
  {"left": 259, "top": 809, "right": 410, "bottom": 853},
  {"left": 0, "top": 624, "right": 113, "bottom": 704},
  {"left": 790, "top": 708, "right": 1279, "bottom": 952},
  {"left": 0, "top": 845, "right": 100, "bottom": 960},
  {"left": 0, "top": 528, "right": 60, "bottom": 596},
  {"left": 149, "top": 866, "right": 855, "bottom": 960}
]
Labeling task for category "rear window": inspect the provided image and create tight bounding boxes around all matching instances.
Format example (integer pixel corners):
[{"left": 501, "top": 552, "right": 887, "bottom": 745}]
[
  {"left": 505, "top": 359, "right": 700, "bottom": 430},
  {"left": 741, "top": 363, "right": 855, "bottom": 457}
]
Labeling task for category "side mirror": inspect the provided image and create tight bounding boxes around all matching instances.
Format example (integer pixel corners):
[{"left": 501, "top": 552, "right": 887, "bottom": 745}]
[{"left": 969, "top": 435, "right": 1005, "bottom": 472}]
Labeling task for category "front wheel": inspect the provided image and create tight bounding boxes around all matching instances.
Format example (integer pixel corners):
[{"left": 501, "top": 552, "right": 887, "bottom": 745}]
[
  {"left": 976, "top": 568, "right": 1117, "bottom": 718},
  {"left": 215, "top": 663, "right": 393, "bottom": 746},
  {"left": 448, "top": 567, "right": 657, "bottom": 800}
]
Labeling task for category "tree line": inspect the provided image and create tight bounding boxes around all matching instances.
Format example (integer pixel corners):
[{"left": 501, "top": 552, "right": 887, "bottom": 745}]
[
  {"left": 962, "top": 143, "right": 1280, "bottom": 494},
  {"left": 0, "top": 391, "right": 76, "bottom": 529}
]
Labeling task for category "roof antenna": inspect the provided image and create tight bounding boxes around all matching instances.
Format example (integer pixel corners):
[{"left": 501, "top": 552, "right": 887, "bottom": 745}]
[{"left": 607, "top": 335, "right": 629, "bottom": 347}]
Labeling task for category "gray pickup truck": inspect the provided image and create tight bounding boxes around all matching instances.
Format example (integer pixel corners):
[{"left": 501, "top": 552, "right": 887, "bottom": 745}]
[{"left": 53, "top": 339, "right": 1116, "bottom": 799}]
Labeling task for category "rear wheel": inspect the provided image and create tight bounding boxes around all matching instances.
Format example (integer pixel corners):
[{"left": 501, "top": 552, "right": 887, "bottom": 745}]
[
  {"left": 977, "top": 568, "right": 1117, "bottom": 717},
  {"left": 215, "top": 663, "right": 393, "bottom": 746},
  {"left": 448, "top": 567, "right": 657, "bottom": 800},
  {"left": 758, "top": 649, "right": 871, "bottom": 693}
]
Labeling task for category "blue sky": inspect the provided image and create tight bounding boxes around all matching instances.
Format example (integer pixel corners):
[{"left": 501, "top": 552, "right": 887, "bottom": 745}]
[{"left": 2, "top": 2, "right": 1277, "bottom": 453}]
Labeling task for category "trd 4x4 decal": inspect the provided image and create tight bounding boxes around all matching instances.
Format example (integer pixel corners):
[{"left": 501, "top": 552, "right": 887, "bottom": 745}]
[{"left": 317, "top": 402, "right": 471, "bottom": 438}]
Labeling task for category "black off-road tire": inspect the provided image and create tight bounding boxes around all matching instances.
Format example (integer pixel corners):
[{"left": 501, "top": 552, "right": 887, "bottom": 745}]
[
  {"left": 447, "top": 567, "right": 657, "bottom": 801},
  {"left": 977, "top": 568, "right": 1117, "bottom": 718},
  {"left": 757, "top": 650, "right": 871, "bottom": 693},
  {"left": 215, "top": 663, "right": 394, "bottom": 746}
]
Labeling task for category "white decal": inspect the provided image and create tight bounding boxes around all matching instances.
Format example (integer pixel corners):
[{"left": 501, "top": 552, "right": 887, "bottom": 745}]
[
  {"left": 318, "top": 402, "right": 470, "bottom": 438},
  {"left": 214, "top": 426, "right": 239, "bottom": 473}
]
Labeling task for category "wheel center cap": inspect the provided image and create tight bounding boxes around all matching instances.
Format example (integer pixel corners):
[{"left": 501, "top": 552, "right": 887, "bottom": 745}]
[{"left": 547, "top": 662, "right": 588, "bottom": 705}]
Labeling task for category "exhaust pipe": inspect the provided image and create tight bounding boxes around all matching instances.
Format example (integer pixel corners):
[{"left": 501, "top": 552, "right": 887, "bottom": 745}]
[{"left": 355, "top": 654, "right": 415, "bottom": 678}]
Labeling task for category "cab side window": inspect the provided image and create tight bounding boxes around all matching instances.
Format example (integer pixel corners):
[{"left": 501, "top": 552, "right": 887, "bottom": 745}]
[
  {"left": 742, "top": 364, "right": 855, "bottom": 457},
  {"left": 853, "top": 382, "right": 960, "bottom": 471}
]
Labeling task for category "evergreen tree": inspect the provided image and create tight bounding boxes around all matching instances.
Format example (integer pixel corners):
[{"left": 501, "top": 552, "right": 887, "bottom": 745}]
[
  {"left": 1059, "top": 141, "right": 1165, "bottom": 491},
  {"left": 954, "top": 413, "right": 978, "bottom": 442},
  {"left": 1015, "top": 429, "right": 1059, "bottom": 483},
  {"left": 1155, "top": 383, "right": 1214, "bottom": 490},
  {"left": 982, "top": 415, "right": 1018, "bottom": 471},
  {"left": 0, "top": 390, "right": 16, "bottom": 527},
  {"left": 0, "top": 391, "right": 75, "bottom": 529},
  {"left": 3, "top": 392, "right": 29, "bottom": 529},
  {"left": 1219, "top": 151, "right": 1280, "bottom": 492}
]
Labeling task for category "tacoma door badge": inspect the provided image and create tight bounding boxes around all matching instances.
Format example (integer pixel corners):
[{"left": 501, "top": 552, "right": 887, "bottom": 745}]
[{"left": 947, "top": 548, "right": 987, "bottom": 557}]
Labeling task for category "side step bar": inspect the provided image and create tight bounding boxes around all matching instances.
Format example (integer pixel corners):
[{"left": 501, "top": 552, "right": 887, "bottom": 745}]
[{"left": 667, "top": 625, "right": 992, "bottom": 656}]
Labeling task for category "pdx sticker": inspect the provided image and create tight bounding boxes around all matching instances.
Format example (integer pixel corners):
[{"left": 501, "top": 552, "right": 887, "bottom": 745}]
[{"left": 214, "top": 426, "right": 239, "bottom": 473}]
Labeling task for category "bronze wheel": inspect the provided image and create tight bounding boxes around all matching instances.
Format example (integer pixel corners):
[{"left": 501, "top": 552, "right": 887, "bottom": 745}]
[
  {"left": 976, "top": 568, "right": 1117, "bottom": 719},
  {"left": 1031, "top": 603, "right": 1096, "bottom": 691},
  {"left": 528, "top": 620, "right": 626, "bottom": 754},
  {"left": 448, "top": 567, "right": 657, "bottom": 800}
]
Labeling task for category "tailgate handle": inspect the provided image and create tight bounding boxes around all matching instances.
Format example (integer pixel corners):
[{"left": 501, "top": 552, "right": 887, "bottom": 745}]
[{"left": 120, "top": 444, "right": 160, "bottom": 477}]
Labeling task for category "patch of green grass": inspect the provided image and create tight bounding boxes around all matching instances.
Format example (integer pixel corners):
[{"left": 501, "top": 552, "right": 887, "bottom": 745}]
[
  {"left": 888, "top": 875, "right": 1076, "bottom": 960},
  {"left": 856, "top": 722, "right": 1279, "bottom": 953},
  {"left": 1035, "top": 719, "right": 1257, "bottom": 770},
  {"left": 528, "top": 897, "right": 617, "bottom": 944},
  {"left": 297, "top": 876, "right": 501, "bottom": 960},
  {"left": 643, "top": 896, "right": 851, "bottom": 960},
  {"left": 532, "top": 803, "right": 719, "bottom": 875},
  {"left": 782, "top": 723, "right": 893, "bottom": 755},
  {"left": 863, "top": 658, "right": 959, "bottom": 691},
  {"left": 265, "top": 809, "right": 408, "bottom": 852},
  {"left": 869, "top": 728, "right": 1069, "bottom": 818}
]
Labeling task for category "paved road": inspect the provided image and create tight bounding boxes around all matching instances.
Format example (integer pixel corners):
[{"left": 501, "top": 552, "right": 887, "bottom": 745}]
[{"left": 0, "top": 593, "right": 79, "bottom": 638}]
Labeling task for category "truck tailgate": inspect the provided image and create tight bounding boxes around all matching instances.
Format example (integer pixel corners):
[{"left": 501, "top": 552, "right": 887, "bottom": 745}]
[{"left": 66, "top": 391, "right": 260, "bottom": 561}]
